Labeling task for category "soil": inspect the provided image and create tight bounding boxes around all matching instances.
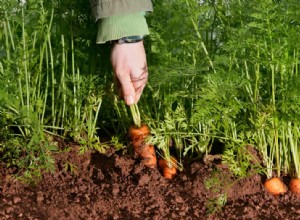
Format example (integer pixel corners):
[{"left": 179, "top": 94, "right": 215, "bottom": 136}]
[{"left": 1, "top": 142, "right": 300, "bottom": 220}]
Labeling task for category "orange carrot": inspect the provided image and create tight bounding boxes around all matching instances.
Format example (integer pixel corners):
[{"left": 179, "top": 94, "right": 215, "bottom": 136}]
[
  {"left": 128, "top": 124, "right": 150, "bottom": 142},
  {"left": 264, "top": 177, "right": 287, "bottom": 196},
  {"left": 158, "top": 157, "right": 177, "bottom": 179},
  {"left": 128, "top": 124, "right": 157, "bottom": 168},
  {"left": 289, "top": 178, "right": 300, "bottom": 195},
  {"left": 139, "top": 144, "right": 157, "bottom": 168}
]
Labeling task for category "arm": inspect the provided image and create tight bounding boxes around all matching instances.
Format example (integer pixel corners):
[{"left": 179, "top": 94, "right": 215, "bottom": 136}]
[{"left": 91, "top": 1, "right": 152, "bottom": 105}]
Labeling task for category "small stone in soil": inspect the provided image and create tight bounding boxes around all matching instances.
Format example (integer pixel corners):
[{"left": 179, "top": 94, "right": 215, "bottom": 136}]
[
  {"left": 175, "top": 196, "right": 184, "bottom": 203},
  {"left": 13, "top": 196, "right": 22, "bottom": 204},
  {"left": 36, "top": 192, "right": 44, "bottom": 203},
  {"left": 112, "top": 187, "right": 119, "bottom": 196},
  {"left": 5, "top": 206, "right": 14, "bottom": 214}
]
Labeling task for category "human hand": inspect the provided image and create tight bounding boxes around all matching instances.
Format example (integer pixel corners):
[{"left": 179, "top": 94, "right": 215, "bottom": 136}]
[{"left": 110, "top": 41, "right": 148, "bottom": 105}]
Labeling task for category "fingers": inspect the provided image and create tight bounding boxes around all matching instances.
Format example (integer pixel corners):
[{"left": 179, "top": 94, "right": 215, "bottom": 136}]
[
  {"left": 131, "top": 64, "right": 148, "bottom": 102},
  {"left": 111, "top": 42, "right": 148, "bottom": 105},
  {"left": 115, "top": 68, "right": 136, "bottom": 105},
  {"left": 114, "top": 64, "right": 148, "bottom": 105}
]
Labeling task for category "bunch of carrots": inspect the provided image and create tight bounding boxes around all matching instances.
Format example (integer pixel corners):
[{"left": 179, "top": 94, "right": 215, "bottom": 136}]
[
  {"left": 128, "top": 104, "right": 177, "bottom": 179},
  {"left": 128, "top": 104, "right": 300, "bottom": 189},
  {"left": 128, "top": 123, "right": 157, "bottom": 169},
  {"left": 264, "top": 177, "right": 300, "bottom": 196}
]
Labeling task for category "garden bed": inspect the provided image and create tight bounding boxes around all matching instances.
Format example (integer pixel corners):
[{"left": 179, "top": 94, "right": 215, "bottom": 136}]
[{"left": 1, "top": 144, "right": 300, "bottom": 220}]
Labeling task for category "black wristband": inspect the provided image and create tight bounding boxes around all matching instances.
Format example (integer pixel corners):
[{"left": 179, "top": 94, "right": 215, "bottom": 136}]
[{"left": 112, "top": 35, "right": 144, "bottom": 44}]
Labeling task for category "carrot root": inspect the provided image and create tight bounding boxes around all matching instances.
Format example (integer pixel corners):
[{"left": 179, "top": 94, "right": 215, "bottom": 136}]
[
  {"left": 139, "top": 144, "right": 157, "bottom": 168},
  {"left": 264, "top": 177, "right": 287, "bottom": 196},
  {"left": 128, "top": 124, "right": 150, "bottom": 142},
  {"left": 129, "top": 124, "right": 157, "bottom": 169},
  {"left": 158, "top": 158, "right": 177, "bottom": 179},
  {"left": 289, "top": 178, "right": 300, "bottom": 195}
]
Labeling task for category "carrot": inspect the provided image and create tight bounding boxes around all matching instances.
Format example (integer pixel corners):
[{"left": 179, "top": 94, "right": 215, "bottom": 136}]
[
  {"left": 128, "top": 124, "right": 150, "bottom": 142},
  {"left": 128, "top": 124, "right": 157, "bottom": 169},
  {"left": 139, "top": 144, "right": 157, "bottom": 168},
  {"left": 264, "top": 177, "right": 287, "bottom": 196},
  {"left": 289, "top": 178, "right": 300, "bottom": 195},
  {"left": 158, "top": 157, "right": 177, "bottom": 179}
]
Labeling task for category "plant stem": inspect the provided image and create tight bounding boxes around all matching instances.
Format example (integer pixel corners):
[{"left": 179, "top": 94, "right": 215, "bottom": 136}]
[
  {"left": 185, "top": 0, "right": 216, "bottom": 73},
  {"left": 59, "top": 34, "right": 66, "bottom": 129},
  {"left": 48, "top": 34, "right": 55, "bottom": 128},
  {"left": 130, "top": 103, "right": 141, "bottom": 127},
  {"left": 21, "top": 6, "right": 30, "bottom": 112},
  {"left": 288, "top": 122, "right": 300, "bottom": 178}
]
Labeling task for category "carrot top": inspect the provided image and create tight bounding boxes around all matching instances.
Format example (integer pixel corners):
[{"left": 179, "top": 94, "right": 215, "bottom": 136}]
[{"left": 130, "top": 103, "right": 141, "bottom": 128}]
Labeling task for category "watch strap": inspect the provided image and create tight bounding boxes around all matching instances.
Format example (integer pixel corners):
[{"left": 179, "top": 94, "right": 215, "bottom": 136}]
[{"left": 113, "top": 35, "right": 144, "bottom": 44}]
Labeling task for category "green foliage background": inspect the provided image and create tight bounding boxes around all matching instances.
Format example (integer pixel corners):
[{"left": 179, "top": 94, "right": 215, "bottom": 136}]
[{"left": 0, "top": 0, "right": 300, "bottom": 180}]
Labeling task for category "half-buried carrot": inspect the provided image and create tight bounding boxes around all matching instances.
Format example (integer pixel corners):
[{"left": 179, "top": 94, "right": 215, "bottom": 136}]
[
  {"left": 264, "top": 177, "right": 287, "bottom": 196},
  {"left": 139, "top": 144, "right": 157, "bottom": 168},
  {"left": 289, "top": 178, "right": 300, "bottom": 195},
  {"left": 158, "top": 157, "right": 177, "bottom": 179},
  {"left": 128, "top": 124, "right": 150, "bottom": 142},
  {"left": 128, "top": 124, "right": 157, "bottom": 168}
]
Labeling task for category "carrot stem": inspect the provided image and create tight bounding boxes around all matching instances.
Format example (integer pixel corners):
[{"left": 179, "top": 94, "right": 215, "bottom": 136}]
[{"left": 130, "top": 103, "right": 141, "bottom": 128}]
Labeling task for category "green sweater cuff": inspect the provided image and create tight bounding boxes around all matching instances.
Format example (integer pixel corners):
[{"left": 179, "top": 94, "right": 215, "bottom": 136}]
[{"left": 96, "top": 12, "right": 149, "bottom": 44}]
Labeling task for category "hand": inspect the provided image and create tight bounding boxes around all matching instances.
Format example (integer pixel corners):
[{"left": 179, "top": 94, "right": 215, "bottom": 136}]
[{"left": 111, "top": 41, "right": 148, "bottom": 105}]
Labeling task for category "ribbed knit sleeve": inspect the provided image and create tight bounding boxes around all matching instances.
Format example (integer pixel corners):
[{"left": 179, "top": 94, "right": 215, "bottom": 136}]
[
  {"left": 90, "top": 0, "right": 153, "bottom": 21},
  {"left": 96, "top": 12, "right": 149, "bottom": 44}
]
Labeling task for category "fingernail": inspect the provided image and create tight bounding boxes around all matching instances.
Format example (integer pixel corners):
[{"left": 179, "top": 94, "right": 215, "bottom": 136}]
[{"left": 125, "top": 96, "right": 134, "bottom": 105}]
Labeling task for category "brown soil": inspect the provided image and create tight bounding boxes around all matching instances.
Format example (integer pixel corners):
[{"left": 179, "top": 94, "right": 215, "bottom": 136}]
[{"left": 1, "top": 144, "right": 300, "bottom": 220}]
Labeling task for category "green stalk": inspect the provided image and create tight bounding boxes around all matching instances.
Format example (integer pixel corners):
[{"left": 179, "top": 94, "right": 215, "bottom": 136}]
[
  {"left": 270, "top": 56, "right": 280, "bottom": 177},
  {"left": 265, "top": 130, "right": 275, "bottom": 179},
  {"left": 47, "top": 35, "right": 55, "bottom": 128},
  {"left": 77, "top": 67, "right": 81, "bottom": 123},
  {"left": 130, "top": 103, "right": 141, "bottom": 127},
  {"left": 5, "top": 12, "right": 15, "bottom": 51},
  {"left": 17, "top": 68, "right": 24, "bottom": 107},
  {"left": 4, "top": 11, "right": 16, "bottom": 60},
  {"left": 71, "top": 35, "right": 78, "bottom": 131},
  {"left": 3, "top": 21, "right": 10, "bottom": 61},
  {"left": 31, "top": 31, "right": 38, "bottom": 102},
  {"left": 41, "top": 43, "right": 50, "bottom": 124},
  {"left": 254, "top": 50, "right": 260, "bottom": 112},
  {"left": 92, "top": 98, "right": 103, "bottom": 136},
  {"left": 185, "top": 0, "right": 216, "bottom": 73},
  {"left": 280, "top": 125, "right": 287, "bottom": 175},
  {"left": 57, "top": 34, "right": 66, "bottom": 128},
  {"left": 21, "top": 6, "right": 30, "bottom": 112},
  {"left": 244, "top": 61, "right": 253, "bottom": 103},
  {"left": 288, "top": 122, "right": 300, "bottom": 178},
  {"left": 38, "top": 8, "right": 54, "bottom": 123}
]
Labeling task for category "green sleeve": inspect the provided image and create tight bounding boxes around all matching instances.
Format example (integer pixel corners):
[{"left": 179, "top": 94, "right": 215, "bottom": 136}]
[
  {"left": 96, "top": 12, "right": 149, "bottom": 44},
  {"left": 90, "top": 0, "right": 153, "bottom": 22}
]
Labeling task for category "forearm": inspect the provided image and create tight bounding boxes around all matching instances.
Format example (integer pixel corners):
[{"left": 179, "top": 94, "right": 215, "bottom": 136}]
[{"left": 91, "top": 0, "right": 152, "bottom": 105}]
